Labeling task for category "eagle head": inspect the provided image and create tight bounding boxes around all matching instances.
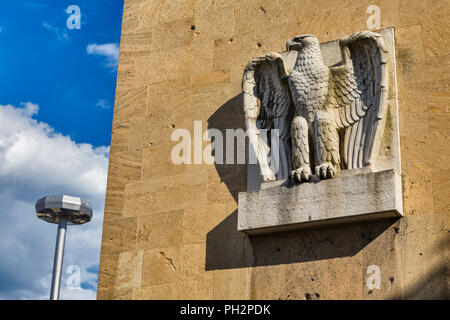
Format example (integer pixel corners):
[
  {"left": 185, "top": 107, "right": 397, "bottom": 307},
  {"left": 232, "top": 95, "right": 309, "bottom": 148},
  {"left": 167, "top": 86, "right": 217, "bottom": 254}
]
[{"left": 286, "top": 34, "right": 319, "bottom": 52}]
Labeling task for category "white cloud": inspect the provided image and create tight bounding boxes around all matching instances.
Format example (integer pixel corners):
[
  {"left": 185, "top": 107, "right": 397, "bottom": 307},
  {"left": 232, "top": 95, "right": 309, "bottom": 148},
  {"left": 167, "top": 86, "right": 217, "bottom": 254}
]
[
  {"left": 96, "top": 99, "right": 111, "bottom": 110},
  {"left": 0, "top": 102, "right": 109, "bottom": 300},
  {"left": 43, "top": 22, "right": 69, "bottom": 41},
  {"left": 86, "top": 43, "right": 119, "bottom": 70}
]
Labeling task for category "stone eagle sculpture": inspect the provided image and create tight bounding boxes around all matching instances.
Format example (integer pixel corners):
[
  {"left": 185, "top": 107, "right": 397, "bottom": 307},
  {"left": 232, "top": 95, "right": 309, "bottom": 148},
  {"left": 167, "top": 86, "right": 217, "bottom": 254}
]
[{"left": 242, "top": 31, "right": 389, "bottom": 183}]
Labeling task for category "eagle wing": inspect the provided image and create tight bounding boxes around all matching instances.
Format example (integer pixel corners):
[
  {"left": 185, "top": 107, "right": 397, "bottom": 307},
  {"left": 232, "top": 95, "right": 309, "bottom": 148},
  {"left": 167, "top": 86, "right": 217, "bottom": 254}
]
[
  {"left": 242, "top": 53, "right": 293, "bottom": 181},
  {"left": 328, "top": 31, "right": 389, "bottom": 169}
]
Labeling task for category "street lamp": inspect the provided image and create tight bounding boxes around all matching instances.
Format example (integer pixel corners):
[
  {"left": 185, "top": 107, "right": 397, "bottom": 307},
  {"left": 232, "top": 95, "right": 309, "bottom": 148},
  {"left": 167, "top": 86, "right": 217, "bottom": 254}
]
[{"left": 35, "top": 195, "right": 93, "bottom": 300}]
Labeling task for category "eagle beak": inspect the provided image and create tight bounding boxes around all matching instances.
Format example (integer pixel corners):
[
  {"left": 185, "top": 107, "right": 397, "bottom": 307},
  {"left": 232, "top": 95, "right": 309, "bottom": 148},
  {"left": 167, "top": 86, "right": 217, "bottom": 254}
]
[
  {"left": 286, "top": 37, "right": 303, "bottom": 52},
  {"left": 286, "top": 40, "right": 292, "bottom": 52}
]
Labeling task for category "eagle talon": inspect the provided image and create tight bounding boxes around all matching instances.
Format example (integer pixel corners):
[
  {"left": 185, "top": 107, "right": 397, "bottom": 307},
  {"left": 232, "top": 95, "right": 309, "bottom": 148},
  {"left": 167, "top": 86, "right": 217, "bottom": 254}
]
[
  {"left": 315, "top": 163, "right": 336, "bottom": 180},
  {"left": 290, "top": 167, "right": 312, "bottom": 183}
]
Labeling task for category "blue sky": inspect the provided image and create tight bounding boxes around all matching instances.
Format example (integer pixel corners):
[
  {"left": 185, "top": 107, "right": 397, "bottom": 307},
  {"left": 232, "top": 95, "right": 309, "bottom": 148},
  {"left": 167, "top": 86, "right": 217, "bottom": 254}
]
[
  {"left": 0, "top": 1, "right": 123, "bottom": 299},
  {"left": 0, "top": 0, "right": 123, "bottom": 147}
]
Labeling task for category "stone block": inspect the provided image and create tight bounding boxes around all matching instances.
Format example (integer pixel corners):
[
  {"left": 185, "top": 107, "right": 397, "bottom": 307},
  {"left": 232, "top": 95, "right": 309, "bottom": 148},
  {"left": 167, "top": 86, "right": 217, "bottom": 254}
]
[
  {"left": 103, "top": 151, "right": 143, "bottom": 221},
  {"left": 182, "top": 203, "right": 227, "bottom": 244},
  {"left": 423, "top": 18, "right": 449, "bottom": 58},
  {"left": 213, "top": 268, "right": 250, "bottom": 299},
  {"left": 285, "top": 261, "right": 323, "bottom": 300},
  {"left": 250, "top": 265, "right": 285, "bottom": 300},
  {"left": 125, "top": 0, "right": 195, "bottom": 32},
  {"left": 141, "top": 145, "right": 205, "bottom": 181},
  {"left": 133, "top": 48, "right": 193, "bottom": 86},
  {"left": 151, "top": 18, "right": 194, "bottom": 52},
  {"left": 178, "top": 273, "right": 214, "bottom": 299},
  {"left": 195, "top": 0, "right": 233, "bottom": 16},
  {"left": 402, "top": 167, "right": 434, "bottom": 216},
  {"left": 120, "top": 32, "right": 153, "bottom": 53},
  {"left": 97, "top": 253, "right": 119, "bottom": 290},
  {"left": 116, "top": 250, "right": 143, "bottom": 289},
  {"left": 177, "top": 243, "right": 214, "bottom": 299},
  {"left": 403, "top": 214, "right": 448, "bottom": 299},
  {"left": 194, "top": 5, "right": 234, "bottom": 41},
  {"left": 362, "top": 219, "right": 405, "bottom": 299},
  {"left": 101, "top": 217, "right": 138, "bottom": 254},
  {"left": 431, "top": 169, "right": 450, "bottom": 215},
  {"left": 395, "top": 25, "right": 425, "bottom": 63},
  {"left": 322, "top": 254, "right": 363, "bottom": 299},
  {"left": 114, "top": 80, "right": 148, "bottom": 120},
  {"left": 142, "top": 246, "right": 180, "bottom": 286},
  {"left": 190, "top": 34, "right": 216, "bottom": 75},
  {"left": 110, "top": 121, "right": 131, "bottom": 154},
  {"left": 239, "top": 170, "right": 403, "bottom": 234},
  {"left": 428, "top": 91, "right": 450, "bottom": 135},
  {"left": 233, "top": 0, "right": 280, "bottom": 36},
  {"left": 115, "top": 57, "right": 136, "bottom": 93},
  {"left": 123, "top": 172, "right": 207, "bottom": 217},
  {"left": 398, "top": 55, "right": 450, "bottom": 96},
  {"left": 136, "top": 210, "right": 184, "bottom": 249},
  {"left": 97, "top": 288, "right": 133, "bottom": 300},
  {"left": 103, "top": 188, "right": 125, "bottom": 221},
  {"left": 133, "top": 284, "right": 178, "bottom": 300},
  {"left": 399, "top": 0, "right": 449, "bottom": 27},
  {"left": 206, "top": 211, "right": 254, "bottom": 270}
]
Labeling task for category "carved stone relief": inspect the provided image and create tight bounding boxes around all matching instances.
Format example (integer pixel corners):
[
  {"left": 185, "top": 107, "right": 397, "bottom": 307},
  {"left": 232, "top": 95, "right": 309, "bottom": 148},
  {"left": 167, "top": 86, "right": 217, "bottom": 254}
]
[
  {"left": 239, "top": 28, "right": 402, "bottom": 233},
  {"left": 243, "top": 29, "right": 394, "bottom": 183}
]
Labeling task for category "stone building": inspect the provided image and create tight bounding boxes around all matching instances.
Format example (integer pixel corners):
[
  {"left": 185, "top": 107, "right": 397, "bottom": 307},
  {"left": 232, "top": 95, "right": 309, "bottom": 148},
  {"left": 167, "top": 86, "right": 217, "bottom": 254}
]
[{"left": 97, "top": 0, "right": 449, "bottom": 299}]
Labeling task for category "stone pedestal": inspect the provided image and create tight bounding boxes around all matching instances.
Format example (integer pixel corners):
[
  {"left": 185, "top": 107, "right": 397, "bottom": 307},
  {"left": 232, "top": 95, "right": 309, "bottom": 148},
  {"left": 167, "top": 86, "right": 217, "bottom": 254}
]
[{"left": 238, "top": 169, "right": 403, "bottom": 235}]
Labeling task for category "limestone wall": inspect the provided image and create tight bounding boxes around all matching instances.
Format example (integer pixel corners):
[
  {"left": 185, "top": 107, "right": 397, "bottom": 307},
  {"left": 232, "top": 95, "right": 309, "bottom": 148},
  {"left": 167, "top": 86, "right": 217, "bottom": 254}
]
[{"left": 97, "top": 0, "right": 449, "bottom": 299}]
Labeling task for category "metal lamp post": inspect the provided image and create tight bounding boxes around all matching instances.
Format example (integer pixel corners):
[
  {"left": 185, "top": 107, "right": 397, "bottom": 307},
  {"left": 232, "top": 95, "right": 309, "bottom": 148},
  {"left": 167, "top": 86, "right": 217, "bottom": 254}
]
[{"left": 35, "top": 195, "right": 93, "bottom": 300}]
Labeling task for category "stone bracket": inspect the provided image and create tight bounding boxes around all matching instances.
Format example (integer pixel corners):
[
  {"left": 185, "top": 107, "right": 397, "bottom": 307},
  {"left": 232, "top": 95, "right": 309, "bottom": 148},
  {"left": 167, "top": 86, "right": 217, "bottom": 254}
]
[{"left": 238, "top": 169, "right": 403, "bottom": 235}]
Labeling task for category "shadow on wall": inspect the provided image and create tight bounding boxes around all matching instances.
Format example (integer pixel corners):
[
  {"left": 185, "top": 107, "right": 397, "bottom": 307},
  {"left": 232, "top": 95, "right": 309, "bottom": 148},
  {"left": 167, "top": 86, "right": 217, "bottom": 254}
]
[
  {"left": 205, "top": 93, "right": 399, "bottom": 270},
  {"left": 207, "top": 93, "right": 247, "bottom": 203},
  {"left": 393, "top": 235, "right": 449, "bottom": 300},
  {"left": 206, "top": 210, "right": 400, "bottom": 270}
]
